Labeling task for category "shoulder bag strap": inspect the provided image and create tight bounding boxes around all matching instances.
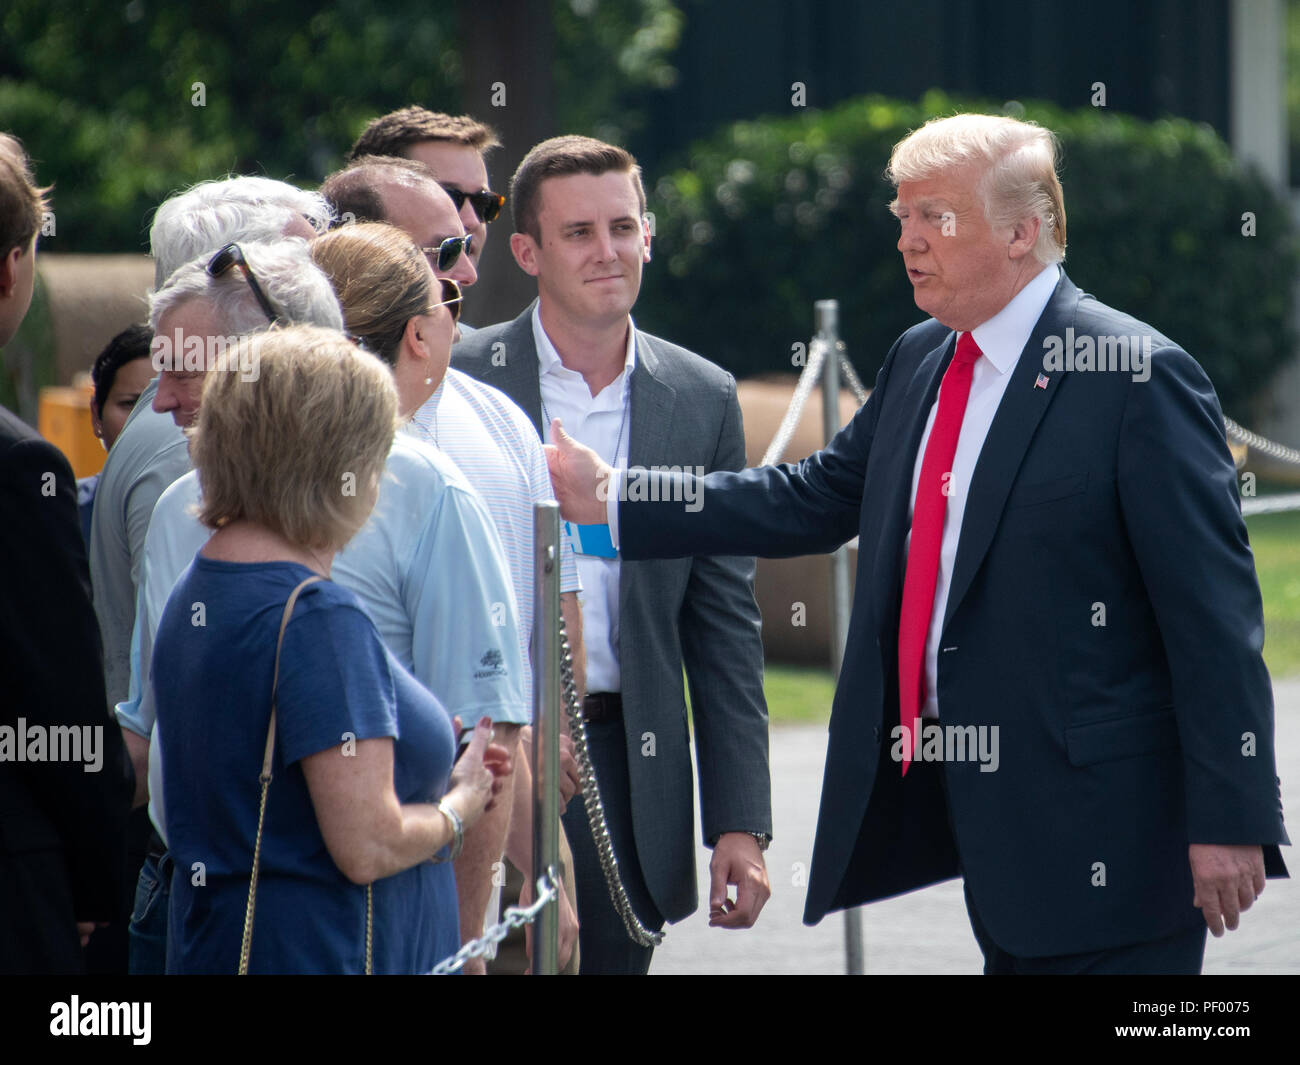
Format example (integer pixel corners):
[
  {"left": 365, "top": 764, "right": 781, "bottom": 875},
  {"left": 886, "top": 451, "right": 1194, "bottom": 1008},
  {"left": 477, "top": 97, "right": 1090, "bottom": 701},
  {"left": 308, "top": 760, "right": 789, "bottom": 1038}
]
[{"left": 238, "top": 574, "right": 325, "bottom": 975}]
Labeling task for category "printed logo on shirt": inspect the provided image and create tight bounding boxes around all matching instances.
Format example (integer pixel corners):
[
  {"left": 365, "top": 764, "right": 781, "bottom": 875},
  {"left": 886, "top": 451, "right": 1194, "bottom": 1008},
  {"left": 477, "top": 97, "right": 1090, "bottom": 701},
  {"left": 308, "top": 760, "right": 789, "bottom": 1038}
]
[{"left": 474, "top": 648, "right": 508, "bottom": 680}]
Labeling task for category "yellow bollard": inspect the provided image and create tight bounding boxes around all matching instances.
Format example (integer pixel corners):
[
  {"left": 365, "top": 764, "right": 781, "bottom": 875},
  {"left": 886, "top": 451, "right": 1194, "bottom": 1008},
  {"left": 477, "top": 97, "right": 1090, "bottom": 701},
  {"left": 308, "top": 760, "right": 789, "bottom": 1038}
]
[{"left": 39, "top": 380, "right": 104, "bottom": 479}]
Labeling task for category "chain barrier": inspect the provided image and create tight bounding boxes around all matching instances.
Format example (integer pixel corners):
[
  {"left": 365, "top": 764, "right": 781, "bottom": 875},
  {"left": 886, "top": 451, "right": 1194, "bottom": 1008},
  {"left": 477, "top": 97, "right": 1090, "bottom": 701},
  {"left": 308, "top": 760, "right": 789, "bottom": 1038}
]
[
  {"left": 555, "top": 611, "right": 664, "bottom": 947},
  {"left": 836, "top": 345, "right": 870, "bottom": 406},
  {"left": 431, "top": 566, "right": 660, "bottom": 972},
  {"left": 429, "top": 867, "right": 561, "bottom": 974},
  {"left": 1241, "top": 492, "right": 1300, "bottom": 516},
  {"left": 760, "top": 336, "right": 826, "bottom": 466},
  {"left": 759, "top": 340, "right": 868, "bottom": 467},
  {"left": 1224, "top": 415, "right": 1300, "bottom": 468}
]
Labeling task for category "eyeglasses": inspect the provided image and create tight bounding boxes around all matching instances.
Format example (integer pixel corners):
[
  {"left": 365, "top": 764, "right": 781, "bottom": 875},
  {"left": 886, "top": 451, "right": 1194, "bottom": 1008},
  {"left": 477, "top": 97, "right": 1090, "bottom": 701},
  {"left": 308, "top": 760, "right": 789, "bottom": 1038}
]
[
  {"left": 440, "top": 185, "right": 506, "bottom": 225},
  {"left": 418, "top": 233, "right": 474, "bottom": 272},
  {"left": 206, "top": 243, "right": 281, "bottom": 324},
  {"left": 428, "top": 278, "right": 462, "bottom": 323}
]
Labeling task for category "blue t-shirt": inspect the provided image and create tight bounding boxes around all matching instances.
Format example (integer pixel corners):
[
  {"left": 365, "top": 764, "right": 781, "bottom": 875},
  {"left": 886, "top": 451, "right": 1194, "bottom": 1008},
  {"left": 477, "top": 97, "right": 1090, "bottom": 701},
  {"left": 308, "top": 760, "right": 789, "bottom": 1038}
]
[{"left": 154, "top": 557, "right": 457, "bottom": 974}]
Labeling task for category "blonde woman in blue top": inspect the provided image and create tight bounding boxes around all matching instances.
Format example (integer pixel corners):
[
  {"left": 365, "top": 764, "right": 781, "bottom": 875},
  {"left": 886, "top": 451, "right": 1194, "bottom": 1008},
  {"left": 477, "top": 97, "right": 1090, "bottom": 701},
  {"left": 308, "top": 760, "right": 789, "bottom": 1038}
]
[{"left": 154, "top": 326, "right": 509, "bottom": 973}]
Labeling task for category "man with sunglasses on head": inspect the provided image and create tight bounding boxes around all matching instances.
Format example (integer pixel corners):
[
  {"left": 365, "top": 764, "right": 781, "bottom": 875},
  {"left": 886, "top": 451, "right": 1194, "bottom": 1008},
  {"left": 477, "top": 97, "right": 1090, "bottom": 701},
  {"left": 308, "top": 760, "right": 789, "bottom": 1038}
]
[
  {"left": 453, "top": 135, "right": 773, "bottom": 975},
  {"left": 321, "top": 158, "right": 584, "bottom": 971},
  {"left": 91, "top": 178, "right": 332, "bottom": 716},
  {"left": 111, "top": 237, "right": 348, "bottom": 973},
  {"left": 349, "top": 107, "right": 505, "bottom": 281}
]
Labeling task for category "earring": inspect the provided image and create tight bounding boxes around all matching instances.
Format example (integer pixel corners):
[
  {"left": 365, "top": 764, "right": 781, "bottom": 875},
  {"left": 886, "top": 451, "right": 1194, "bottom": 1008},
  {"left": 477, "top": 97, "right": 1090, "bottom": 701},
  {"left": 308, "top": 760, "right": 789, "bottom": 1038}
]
[{"left": 425, "top": 375, "right": 433, "bottom": 385}]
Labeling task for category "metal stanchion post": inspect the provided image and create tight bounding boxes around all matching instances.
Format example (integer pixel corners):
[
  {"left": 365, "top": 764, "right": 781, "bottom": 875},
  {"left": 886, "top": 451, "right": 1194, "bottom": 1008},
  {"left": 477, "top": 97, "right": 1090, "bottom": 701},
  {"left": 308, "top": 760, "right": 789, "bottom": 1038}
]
[
  {"left": 532, "top": 502, "right": 561, "bottom": 974},
  {"left": 816, "top": 300, "right": 865, "bottom": 976}
]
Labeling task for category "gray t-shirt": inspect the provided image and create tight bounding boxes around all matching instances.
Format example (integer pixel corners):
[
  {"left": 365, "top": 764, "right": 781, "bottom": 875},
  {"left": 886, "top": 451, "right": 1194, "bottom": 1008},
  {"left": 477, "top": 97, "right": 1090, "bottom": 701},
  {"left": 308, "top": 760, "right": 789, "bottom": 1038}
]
[{"left": 87, "top": 377, "right": 191, "bottom": 707}]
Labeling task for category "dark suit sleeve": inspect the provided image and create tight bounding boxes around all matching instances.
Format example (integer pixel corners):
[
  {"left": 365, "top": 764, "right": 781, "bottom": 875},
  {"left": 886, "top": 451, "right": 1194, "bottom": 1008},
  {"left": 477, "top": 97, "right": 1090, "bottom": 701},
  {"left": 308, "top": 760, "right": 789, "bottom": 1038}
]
[
  {"left": 620, "top": 338, "right": 903, "bottom": 562},
  {"left": 678, "top": 377, "right": 772, "bottom": 842},
  {"left": 0, "top": 432, "right": 132, "bottom": 921},
  {"left": 1116, "top": 346, "right": 1287, "bottom": 846}
]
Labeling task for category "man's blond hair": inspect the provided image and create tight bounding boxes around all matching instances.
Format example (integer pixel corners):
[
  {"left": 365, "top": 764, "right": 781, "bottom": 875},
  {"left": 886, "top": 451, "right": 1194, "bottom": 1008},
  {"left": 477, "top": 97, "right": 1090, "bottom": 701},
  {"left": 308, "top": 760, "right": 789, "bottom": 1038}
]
[{"left": 888, "top": 113, "right": 1067, "bottom": 265}]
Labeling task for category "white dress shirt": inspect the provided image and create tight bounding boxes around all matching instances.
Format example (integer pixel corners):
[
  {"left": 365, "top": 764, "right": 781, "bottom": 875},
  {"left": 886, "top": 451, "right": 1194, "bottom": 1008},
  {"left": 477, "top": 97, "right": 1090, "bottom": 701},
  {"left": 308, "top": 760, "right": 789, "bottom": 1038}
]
[
  {"left": 534, "top": 304, "right": 637, "bottom": 694},
  {"left": 908, "top": 264, "right": 1060, "bottom": 718}
]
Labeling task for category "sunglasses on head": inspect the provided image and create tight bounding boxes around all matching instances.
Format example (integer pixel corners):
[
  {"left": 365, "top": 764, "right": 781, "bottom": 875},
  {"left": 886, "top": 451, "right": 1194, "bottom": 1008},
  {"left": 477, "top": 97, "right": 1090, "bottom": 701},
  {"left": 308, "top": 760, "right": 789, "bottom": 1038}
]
[
  {"left": 429, "top": 278, "right": 462, "bottom": 323},
  {"left": 440, "top": 184, "right": 506, "bottom": 225},
  {"left": 419, "top": 233, "right": 473, "bottom": 272},
  {"left": 206, "top": 243, "right": 281, "bottom": 324}
]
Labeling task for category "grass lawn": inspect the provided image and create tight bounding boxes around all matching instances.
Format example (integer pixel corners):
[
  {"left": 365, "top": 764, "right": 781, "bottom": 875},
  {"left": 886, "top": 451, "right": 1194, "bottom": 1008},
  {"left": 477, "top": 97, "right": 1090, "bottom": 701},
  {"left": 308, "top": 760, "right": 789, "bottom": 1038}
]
[
  {"left": 1245, "top": 509, "right": 1300, "bottom": 681},
  {"left": 762, "top": 664, "right": 838, "bottom": 726},
  {"left": 761, "top": 507, "right": 1300, "bottom": 727}
]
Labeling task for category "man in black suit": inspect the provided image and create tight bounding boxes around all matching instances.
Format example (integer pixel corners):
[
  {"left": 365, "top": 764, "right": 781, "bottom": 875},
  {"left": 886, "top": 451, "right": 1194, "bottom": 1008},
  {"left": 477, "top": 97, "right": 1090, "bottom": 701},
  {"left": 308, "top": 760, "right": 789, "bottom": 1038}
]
[
  {"left": 0, "top": 132, "right": 132, "bottom": 973},
  {"left": 546, "top": 113, "right": 1288, "bottom": 974}
]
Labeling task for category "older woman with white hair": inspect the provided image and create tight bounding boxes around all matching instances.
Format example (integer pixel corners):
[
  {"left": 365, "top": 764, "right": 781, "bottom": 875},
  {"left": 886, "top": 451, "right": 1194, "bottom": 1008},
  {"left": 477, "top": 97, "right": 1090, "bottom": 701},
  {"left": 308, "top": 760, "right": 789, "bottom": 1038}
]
[{"left": 153, "top": 326, "right": 509, "bottom": 974}]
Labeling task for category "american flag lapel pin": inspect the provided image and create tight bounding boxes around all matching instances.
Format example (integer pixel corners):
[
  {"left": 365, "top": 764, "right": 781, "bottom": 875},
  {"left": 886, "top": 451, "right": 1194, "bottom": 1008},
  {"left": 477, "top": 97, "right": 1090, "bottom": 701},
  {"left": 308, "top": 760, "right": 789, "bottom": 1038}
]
[{"left": 1034, "top": 373, "right": 1049, "bottom": 390}]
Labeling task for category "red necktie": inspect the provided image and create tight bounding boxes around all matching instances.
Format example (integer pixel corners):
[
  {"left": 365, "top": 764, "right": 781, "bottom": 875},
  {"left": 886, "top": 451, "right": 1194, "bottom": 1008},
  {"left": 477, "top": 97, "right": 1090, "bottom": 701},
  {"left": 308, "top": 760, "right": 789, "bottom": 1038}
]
[{"left": 897, "top": 332, "right": 982, "bottom": 775}]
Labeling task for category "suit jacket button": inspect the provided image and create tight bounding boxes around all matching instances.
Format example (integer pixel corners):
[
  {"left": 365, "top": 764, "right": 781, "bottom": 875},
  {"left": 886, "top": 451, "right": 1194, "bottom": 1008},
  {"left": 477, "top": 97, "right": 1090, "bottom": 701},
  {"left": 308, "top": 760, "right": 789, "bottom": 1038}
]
[{"left": 873, "top": 725, "right": 881, "bottom": 744}]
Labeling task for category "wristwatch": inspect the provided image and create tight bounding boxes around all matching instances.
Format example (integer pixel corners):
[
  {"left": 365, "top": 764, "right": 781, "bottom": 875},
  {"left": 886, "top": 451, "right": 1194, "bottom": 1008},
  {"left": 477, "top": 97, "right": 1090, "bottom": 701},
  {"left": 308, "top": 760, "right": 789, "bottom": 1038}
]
[{"left": 709, "top": 831, "right": 771, "bottom": 852}]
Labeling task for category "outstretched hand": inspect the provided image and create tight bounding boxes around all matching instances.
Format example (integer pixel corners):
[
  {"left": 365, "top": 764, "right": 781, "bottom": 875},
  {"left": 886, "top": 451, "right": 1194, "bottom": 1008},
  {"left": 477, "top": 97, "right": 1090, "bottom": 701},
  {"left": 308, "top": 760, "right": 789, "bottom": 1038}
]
[{"left": 544, "top": 418, "right": 613, "bottom": 526}]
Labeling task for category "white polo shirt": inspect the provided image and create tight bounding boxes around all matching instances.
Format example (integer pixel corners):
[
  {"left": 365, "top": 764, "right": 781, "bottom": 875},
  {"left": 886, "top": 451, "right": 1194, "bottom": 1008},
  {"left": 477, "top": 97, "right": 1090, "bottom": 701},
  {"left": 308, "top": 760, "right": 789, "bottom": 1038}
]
[{"left": 533, "top": 305, "right": 637, "bottom": 695}]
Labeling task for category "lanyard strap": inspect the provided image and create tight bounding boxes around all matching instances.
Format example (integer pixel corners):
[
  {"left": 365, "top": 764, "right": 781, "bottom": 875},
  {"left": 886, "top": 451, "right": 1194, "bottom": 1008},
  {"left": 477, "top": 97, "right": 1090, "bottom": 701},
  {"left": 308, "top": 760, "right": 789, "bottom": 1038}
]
[
  {"left": 238, "top": 575, "right": 372, "bottom": 975},
  {"left": 541, "top": 374, "right": 631, "bottom": 469}
]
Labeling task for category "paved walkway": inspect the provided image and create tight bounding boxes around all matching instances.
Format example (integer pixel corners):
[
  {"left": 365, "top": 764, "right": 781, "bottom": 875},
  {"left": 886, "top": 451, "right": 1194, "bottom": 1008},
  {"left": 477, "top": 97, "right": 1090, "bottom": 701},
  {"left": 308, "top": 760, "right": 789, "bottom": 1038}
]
[{"left": 651, "top": 677, "right": 1300, "bottom": 975}]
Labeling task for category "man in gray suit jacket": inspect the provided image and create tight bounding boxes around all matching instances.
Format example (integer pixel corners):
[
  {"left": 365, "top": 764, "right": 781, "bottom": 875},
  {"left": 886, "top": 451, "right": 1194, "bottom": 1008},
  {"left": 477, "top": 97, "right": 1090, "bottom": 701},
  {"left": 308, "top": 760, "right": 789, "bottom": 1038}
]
[{"left": 453, "top": 135, "right": 772, "bottom": 973}]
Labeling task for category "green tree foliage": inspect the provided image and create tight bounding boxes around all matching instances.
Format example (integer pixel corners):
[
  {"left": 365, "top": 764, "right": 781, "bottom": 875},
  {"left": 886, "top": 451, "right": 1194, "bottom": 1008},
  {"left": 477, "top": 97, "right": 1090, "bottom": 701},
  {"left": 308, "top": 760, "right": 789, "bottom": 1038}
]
[
  {"left": 0, "top": 0, "right": 466, "bottom": 252},
  {"left": 554, "top": 0, "right": 682, "bottom": 145},
  {"left": 0, "top": 0, "right": 682, "bottom": 253},
  {"left": 638, "top": 91, "right": 1298, "bottom": 413}
]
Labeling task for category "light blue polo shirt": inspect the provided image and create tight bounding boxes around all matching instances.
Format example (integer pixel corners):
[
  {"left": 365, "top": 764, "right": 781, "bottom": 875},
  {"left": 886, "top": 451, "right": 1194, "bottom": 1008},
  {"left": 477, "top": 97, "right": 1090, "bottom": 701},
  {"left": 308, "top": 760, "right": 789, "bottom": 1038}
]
[
  {"left": 407, "top": 368, "right": 580, "bottom": 708},
  {"left": 117, "top": 432, "right": 525, "bottom": 843}
]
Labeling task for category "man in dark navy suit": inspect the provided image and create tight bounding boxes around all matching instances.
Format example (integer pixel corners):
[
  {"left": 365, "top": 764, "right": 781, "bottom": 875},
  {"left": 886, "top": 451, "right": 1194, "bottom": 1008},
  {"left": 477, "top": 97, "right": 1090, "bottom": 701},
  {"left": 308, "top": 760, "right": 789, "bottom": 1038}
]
[
  {"left": 545, "top": 113, "right": 1288, "bottom": 974},
  {"left": 0, "top": 132, "right": 132, "bottom": 973}
]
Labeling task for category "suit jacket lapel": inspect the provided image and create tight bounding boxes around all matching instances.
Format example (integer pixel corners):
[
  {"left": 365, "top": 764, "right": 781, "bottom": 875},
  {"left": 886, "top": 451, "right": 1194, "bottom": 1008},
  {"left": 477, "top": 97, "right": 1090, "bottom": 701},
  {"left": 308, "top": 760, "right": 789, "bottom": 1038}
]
[
  {"left": 626, "top": 332, "right": 676, "bottom": 469},
  {"left": 941, "top": 275, "right": 1080, "bottom": 632},
  {"left": 621, "top": 330, "right": 675, "bottom": 735},
  {"left": 471, "top": 302, "right": 547, "bottom": 439}
]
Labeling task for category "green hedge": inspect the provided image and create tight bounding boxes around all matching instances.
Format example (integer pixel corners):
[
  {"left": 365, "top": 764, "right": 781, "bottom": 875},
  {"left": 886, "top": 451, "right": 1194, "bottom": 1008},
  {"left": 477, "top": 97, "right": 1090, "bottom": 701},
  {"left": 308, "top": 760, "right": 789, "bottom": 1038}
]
[{"left": 637, "top": 91, "right": 1299, "bottom": 415}]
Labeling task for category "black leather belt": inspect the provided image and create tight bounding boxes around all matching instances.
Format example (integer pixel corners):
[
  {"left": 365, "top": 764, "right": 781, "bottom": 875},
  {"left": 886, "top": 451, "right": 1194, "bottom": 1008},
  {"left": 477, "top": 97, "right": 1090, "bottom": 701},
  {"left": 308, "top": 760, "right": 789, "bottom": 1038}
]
[{"left": 582, "top": 692, "right": 623, "bottom": 723}]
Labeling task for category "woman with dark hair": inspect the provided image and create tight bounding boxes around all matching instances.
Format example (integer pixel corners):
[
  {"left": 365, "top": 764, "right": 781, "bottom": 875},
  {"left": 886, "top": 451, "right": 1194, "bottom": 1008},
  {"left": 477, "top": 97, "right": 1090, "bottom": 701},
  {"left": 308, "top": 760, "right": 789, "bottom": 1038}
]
[{"left": 77, "top": 323, "right": 154, "bottom": 541}]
